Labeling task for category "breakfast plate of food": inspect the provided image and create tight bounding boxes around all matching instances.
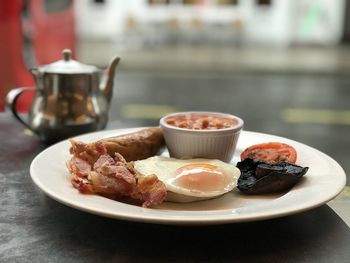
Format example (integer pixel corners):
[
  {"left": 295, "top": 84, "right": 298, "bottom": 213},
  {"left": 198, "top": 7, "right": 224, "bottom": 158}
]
[{"left": 30, "top": 112, "right": 346, "bottom": 225}]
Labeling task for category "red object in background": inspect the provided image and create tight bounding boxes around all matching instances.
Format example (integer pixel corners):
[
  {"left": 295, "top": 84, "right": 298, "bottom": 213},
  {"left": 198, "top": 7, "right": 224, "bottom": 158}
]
[
  {"left": 0, "top": 0, "right": 34, "bottom": 112},
  {"left": 0, "top": 0, "right": 75, "bottom": 112},
  {"left": 29, "top": 0, "right": 76, "bottom": 64}
]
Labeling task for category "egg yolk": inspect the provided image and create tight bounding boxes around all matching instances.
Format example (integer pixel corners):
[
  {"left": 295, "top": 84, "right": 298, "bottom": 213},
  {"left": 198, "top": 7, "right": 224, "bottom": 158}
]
[{"left": 172, "top": 163, "right": 231, "bottom": 192}]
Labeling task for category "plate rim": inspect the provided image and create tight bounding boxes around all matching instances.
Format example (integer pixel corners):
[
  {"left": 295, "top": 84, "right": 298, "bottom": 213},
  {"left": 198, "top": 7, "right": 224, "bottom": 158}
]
[{"left": 30, "top": 128, "right": 347, "bottom": 225}]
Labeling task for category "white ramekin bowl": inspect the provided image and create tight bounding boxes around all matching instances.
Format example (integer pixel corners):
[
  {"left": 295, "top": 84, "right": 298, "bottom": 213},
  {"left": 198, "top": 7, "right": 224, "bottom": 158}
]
[{"left": 159, "top": 111, "right": 244, "bottom": 162}]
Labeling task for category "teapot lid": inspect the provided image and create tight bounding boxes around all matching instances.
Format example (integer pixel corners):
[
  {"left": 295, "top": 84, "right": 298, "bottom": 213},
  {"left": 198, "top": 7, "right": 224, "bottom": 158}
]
[{"left": 39, "top": 49, "right": 99, "bottom": 74}]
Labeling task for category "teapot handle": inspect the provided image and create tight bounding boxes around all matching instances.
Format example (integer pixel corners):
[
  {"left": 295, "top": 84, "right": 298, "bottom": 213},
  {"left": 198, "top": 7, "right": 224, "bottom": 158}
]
[{"left": 6, "top": 87, "right": 36, "bottom": 132}]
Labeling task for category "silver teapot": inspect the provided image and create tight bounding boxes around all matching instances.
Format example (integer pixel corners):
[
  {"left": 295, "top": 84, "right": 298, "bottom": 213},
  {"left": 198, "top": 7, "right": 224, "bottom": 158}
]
[{"left": 6, "top": 49, "right": 120, "bottom": 142}]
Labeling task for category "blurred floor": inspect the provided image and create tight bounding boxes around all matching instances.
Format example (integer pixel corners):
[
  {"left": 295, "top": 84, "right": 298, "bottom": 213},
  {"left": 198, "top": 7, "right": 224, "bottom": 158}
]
[
  {"left": 71, "top": 43, "right": 350, "bottom": 224},
  {"left": 79, "top": 42, "right": 350, "bottom": 75}
]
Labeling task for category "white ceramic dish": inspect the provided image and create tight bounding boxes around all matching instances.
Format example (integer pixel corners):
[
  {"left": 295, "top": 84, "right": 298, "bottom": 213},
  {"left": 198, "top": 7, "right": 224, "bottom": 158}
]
[
  {"left": 160, "top": 111, "right": 243, "bottom": 162},
  {"left": 30, "top": 128, "right": 346, "bottom": 225}
]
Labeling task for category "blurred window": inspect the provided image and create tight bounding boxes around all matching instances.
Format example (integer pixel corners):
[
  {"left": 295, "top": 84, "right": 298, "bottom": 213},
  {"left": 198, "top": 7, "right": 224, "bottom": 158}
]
[
  {"left": 94, "top": 0, "right": 106, "bottom": 4},
  {"left": 217, "top": 0, "right": 239, "bottom": 5},
  {"left": 44, "top": 0, "right": 72, "bottom": 13},
  {"left": 256, "top": 0, "right": 272, "bottom": 6},
  {"left": 149, "top": 0, "right": 170, "bottom": 5}
]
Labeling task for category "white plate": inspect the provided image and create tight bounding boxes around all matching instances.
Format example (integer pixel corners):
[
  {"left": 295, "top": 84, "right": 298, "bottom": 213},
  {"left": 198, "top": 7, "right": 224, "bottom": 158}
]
[{"left": 30, "top": 128, "right": 346, "bottom": 225}]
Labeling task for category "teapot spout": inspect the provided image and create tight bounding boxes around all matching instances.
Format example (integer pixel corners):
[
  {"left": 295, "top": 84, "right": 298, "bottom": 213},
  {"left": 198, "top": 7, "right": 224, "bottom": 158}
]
[{"left": 101, "top": 56, "right": 120, "bottom": 103}]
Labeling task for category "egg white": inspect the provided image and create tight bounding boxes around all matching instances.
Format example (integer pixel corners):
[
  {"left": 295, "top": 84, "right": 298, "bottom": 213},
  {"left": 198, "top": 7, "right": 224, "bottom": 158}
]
[{"left": 134, "top": 156, "right": 240, "bottom": 203}]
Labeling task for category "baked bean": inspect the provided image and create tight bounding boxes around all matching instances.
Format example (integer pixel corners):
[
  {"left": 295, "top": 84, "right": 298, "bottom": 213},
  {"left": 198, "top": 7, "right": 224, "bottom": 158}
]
[{"left": 165, "top": 114, "right": 238, "bottom": 130}]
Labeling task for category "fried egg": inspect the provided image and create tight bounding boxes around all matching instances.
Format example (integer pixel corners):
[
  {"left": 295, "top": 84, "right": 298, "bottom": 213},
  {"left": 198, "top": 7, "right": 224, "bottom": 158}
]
[{"left": 134, "top": 156, "right": 240, "bottom": 203}]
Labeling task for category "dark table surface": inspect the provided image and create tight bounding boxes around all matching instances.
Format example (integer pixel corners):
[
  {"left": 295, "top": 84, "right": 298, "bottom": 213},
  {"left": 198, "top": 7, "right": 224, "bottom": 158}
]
[{"left": 1, "top": 112, "right": 350, "bottom": 263}]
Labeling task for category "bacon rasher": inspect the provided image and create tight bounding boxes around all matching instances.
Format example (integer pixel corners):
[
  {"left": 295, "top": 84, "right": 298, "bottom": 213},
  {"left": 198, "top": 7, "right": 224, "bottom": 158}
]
[{"left": 67, "top": 130, "right": 167, "bottom": 208}]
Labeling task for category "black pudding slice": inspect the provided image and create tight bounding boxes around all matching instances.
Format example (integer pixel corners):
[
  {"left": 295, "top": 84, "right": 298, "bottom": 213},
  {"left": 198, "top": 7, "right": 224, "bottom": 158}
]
[{"left": 236, "top": 158, "right": 309, "bottom": 195}]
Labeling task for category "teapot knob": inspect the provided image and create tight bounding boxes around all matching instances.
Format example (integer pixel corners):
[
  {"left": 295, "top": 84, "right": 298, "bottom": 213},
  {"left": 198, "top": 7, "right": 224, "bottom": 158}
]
[{"left": 62, "top": 49, "right": 72, "bottom": 61}]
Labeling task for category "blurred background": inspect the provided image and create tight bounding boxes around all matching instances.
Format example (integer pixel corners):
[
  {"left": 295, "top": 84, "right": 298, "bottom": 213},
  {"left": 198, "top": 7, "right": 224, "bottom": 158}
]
[
  {"left": 1, "top": 0, "right": 349, "bottom": 106},
  {"left": 1, "top": 0, "right": 350, "bottom": 189}
]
